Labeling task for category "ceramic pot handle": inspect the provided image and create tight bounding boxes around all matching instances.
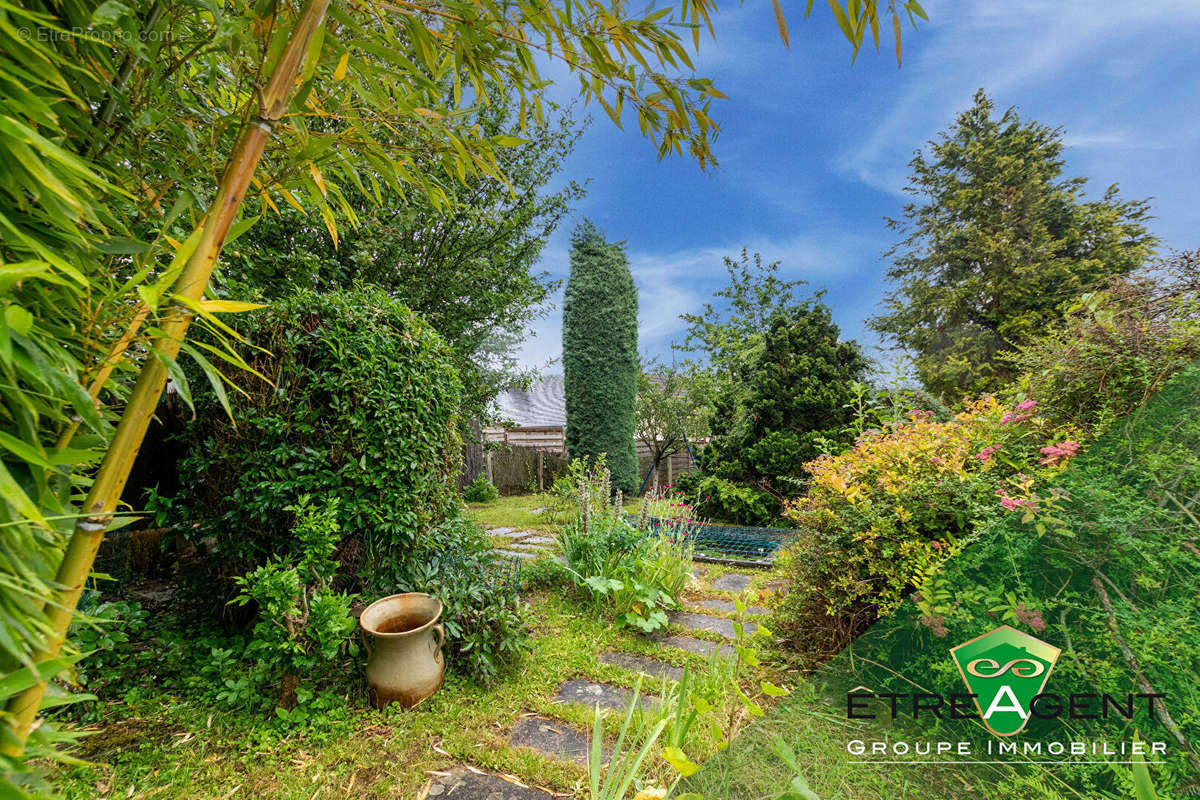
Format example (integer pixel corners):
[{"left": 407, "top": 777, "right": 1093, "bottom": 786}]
[{"left": 431, "top": 623, "right": 445, "bottom": 662}]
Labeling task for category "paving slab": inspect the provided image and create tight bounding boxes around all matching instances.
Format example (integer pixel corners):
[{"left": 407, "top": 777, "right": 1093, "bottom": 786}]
[
  {"left": 599, "top": 652, "right": 684, "bottom": 681},
  {"left": 711, "top": 572, "right": 753, "bottom": 592},
  {"left": 421, "top": 767, "right": 555, "bottom": 799},
  {"left": 520, "top": 535, "right": 556, "bottom": 545},
  {"left": 490, "top": 528, "right": 532, "bottom": 540},
  {"left": 495, "top": 549, "right": 538, "bottom": 560},
  {"left": 510, "top": 716, "right": 598, "bottom": 765},
  {"left": 694, "top": 598, "right": 768, "bottom": 616},
  {"left": 669, "top": 611, "right": 756, "bottom": 639},
  {"left": 553, "top": 678, "right": 650, "bottom": 711},
  {"left": 660, "top": 634, "right": 731, "bottom": 658}
]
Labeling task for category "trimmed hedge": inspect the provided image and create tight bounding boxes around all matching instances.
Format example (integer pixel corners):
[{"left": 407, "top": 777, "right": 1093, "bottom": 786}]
[
  {"left": 562, "top": 221, "right": 639, "bottom": 493},
  {"left": 176, "top": 287, "right": 462, "bottom": 592}
]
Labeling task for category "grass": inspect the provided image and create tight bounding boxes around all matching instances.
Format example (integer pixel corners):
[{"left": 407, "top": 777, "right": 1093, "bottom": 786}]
[
  {"left": 466, "top": 492, "right": 561, "bottom": 533},
  {"left": 51, "top": 580, "right": 791, "bottom": 800}
]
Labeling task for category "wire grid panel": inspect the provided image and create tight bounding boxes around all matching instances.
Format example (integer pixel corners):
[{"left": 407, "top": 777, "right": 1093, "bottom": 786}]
[{"left": 642, "top": 516, "right": 797, "bottom": 566}]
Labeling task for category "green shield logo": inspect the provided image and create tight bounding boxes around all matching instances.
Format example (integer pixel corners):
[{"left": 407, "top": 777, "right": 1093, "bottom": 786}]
[{"left": 950, "top": 625, "right": 1060, "bottom": 736}]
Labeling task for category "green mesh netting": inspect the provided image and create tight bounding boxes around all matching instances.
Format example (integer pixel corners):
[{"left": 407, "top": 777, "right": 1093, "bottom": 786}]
[{"left": 640, "top": 516, "right": 797, "bottom": 567}]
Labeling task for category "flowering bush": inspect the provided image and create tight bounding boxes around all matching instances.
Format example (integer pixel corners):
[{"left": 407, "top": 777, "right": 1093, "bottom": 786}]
[{"left": 774, "top": 396, "right": 1081, "bottom": 657}]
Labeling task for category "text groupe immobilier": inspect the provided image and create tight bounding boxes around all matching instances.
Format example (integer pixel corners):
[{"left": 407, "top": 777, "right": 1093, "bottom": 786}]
[{"left": 846, "top": 739, "right": 1168, "bottom": 758}]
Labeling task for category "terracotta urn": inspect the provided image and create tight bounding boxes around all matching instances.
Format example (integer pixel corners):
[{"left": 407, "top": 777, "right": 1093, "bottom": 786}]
[{"left": 359, "top": 592, "right": 445, "bottom": 709}]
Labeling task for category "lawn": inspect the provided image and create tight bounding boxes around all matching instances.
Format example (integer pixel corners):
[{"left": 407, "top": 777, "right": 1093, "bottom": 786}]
[
  {"left": 466, "top": 492, "right": 561, "bottom": 533},
  {"left": 52, "top": 537, "right": 800, "bottom": 800}
]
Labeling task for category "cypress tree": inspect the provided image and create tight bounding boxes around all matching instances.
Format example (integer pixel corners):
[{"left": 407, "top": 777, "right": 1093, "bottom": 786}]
[{"left": 563, "top": 221, "right": 639, "bottom": 492}]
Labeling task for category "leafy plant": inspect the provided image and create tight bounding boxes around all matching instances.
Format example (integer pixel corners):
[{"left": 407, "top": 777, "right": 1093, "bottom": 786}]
[
  {"left": 588, "top": 676, "right": 672, "bottom": 800},
  {"left": 176, "top": 287, "right": 463, "bottom": 594},
  {"left": 463, "top": 475, "right": 501, "bottom": 503},
  {"left": 230, "top": 496, "right": 357, "bottom": 708},
  {"left": 560, "top": 462, "right": 692, "bottom": 633},
  {"left": 390, "top": 517, "right": 529, "bottom": 685}
]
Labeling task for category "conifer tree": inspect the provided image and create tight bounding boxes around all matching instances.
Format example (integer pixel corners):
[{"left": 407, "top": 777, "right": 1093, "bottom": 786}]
[
  {"left": 563, "top": 222, "right": 640, "bottom": 492},
  {"left": 871, "top": 89, "right": 1155, "bottom": 400}
]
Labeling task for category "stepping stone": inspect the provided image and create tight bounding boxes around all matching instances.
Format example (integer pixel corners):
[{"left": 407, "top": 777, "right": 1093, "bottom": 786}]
[
  {"left": 530, "top": 507, "right": 549, "bottom": 513},
  {"left": 712, "top": 573, "right": 753, "bottom": 592},
  {"left": 695, "top": 598, "right": 768, "bottom": 616},
  {"left": 521, "top": 535, "right": 556, "bottom": 545},
  {"left": 508, "top": 541, "right": 552, "bottom": 551},
  {"left": 599, "top": 652, "right": 684, "bottom": 681},
  {"left": 553, "top": 679, "right": 649, "bottom": 711},
  {"left": 491, "top": 529, "right": 532, "bottom": 540},
  {"left": 691, "top": 565, "right": 707, "bottom": 578},
  {"left": 422, "top": 767, "right": 554, "bottom": 799},
  {"left": 660, "top": 634, "right": 730, "bottom": 658},
  {"left": 510, "top": 716, "right": 598, "bottom": 765},
  {"left": 495, "top": 549, "right": 538, "bottom": 560},
  {"left": 669, "top": 611, "right": 756, "bottom": 640}
]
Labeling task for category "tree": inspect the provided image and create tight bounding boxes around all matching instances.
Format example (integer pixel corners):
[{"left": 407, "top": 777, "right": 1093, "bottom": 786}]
[
  {"left": 635, "top": 364, "right": 714, "bottom": 485},
  {"left": 870, "top": 89, "right": 1157, "bottom": 401},
  {"left": 679, "top": 250, "right": 809, "bottom": 380},
  {"left": 563, "top": 222, "right": 640, "bottom": 493},
  {"left": 221, "top": 103, "right": 584, "bottom": 421},
  {"left": 702, "top": 302, "right": 869, "bottom": 495}
]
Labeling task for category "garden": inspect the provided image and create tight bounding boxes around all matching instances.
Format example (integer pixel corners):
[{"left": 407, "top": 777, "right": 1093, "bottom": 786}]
[{"left": 2, "top": 0, "right": 1198, "bottom": 798}]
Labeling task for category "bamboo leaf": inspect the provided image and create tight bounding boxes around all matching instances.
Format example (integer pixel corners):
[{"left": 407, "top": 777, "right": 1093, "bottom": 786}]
[{"left": 771, "top": 0, "right": 790, "bottom": 48}]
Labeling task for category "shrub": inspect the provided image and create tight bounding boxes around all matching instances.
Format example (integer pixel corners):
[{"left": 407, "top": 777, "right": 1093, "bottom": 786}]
[
  {"left": 231, "top": 496, "right": 358, "bottom": 707},
  {"left": 674, "top": 472, "right": 780, "bottom": 527},
  {"left": 776, "top": 396, "right": 1078, "bottom": 657},
  {"left": 175, "top": 287, "right": 462, "bottom": 593},
  {"left": 832, "top": 361, "right": 1200, "bottom": 798},
  {"left": 1005, "top": 250, "right": 1200, "bottom": 436},
  {"left": 390, "top": 517, "right": 529, "bottom": 685},
  {"left": 562, "top": 221, "right": 640, "bottom": 493},
  {"left": 463, "top": 474, "right": 500, "bottom": 503}
]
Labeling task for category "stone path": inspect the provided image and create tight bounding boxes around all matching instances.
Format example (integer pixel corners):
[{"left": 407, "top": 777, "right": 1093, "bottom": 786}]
[
  {"left": 488, "top": 526, "right": 559, "bottom": 563},
  {"left": 510, "top": 715, "right": 598, "bottom": 765},
  {"left": 695, "top": 597, "right": 768, "bottom": 616},
  {"left": 711, "top": 572, "right": 753, "bottom": 592},
  {"left": 554, "top": 678, "right": 652, "bottom": 711},
  {"left": 421, "top": 558, "right": 763, "bottom": 799}
]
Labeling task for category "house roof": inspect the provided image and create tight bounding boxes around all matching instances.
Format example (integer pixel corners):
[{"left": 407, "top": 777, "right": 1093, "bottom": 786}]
[{"left": 494, "top": 375, "right": 566, "bottom": 429}]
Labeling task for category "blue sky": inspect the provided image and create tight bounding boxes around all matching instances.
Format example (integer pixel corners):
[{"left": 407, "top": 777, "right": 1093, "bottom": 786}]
[{"left": 513, "top": 0, "right": 1200, "bottom": 374}]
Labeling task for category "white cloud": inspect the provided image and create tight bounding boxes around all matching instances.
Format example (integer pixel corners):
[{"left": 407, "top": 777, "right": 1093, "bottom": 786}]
[{"left": 842, "top": 0, "right": 1200, "bottom": 195}]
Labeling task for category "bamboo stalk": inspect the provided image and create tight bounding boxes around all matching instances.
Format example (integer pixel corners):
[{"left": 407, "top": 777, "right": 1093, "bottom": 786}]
[{"left": 1, "top": 0, "right": 333, "bottom": 755}]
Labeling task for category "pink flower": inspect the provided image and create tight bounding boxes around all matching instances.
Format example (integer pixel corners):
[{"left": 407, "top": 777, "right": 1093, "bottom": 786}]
[
  {"left": 996, "top": 489, "right": 1036, "bottom": 511},
  {"left": 1038, "top": 440, "right": 1081, "bottom": 466},
  {"left": 976, "top": 445, "right": 1000, "bottom": 462},
  {"left": 1015, "top": 400, "right": 1037, "bottom": 412},
  {"left": 1000, "top": 411, "right": 1033, "bottom": 425},
  {"left": 929, "top": 456, "right": 944, "bottom": 466}
]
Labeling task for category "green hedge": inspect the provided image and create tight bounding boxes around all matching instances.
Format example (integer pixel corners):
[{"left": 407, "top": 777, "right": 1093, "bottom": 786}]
[{"left": 176, "top": 287, "right": 462, "bottom": 591}]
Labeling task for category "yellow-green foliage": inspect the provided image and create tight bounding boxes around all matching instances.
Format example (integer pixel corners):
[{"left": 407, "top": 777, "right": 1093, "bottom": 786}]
[{"left": 776, "top": 396, "right": 1079, "bottom": 655}]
